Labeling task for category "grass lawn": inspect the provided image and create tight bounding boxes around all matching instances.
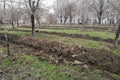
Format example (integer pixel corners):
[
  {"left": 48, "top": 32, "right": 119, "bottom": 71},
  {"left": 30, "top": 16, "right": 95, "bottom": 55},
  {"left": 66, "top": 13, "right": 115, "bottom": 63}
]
[
  {"left": 0, "top": 54, "right": 117, "bottom": 80},
  {"left": 18, "top": 28, "right": 117, "bottom": 39},
  {"left": 38, "top": 29, "right": 116, "bottom": 39},
  {"left": 2, "top": 31, "right": 120, "bottom": 55},
  {"left": 1, "top": 47, "right": 115, "bottom": 80},
  {"left": 7, "top": 31, "right": 110, "bottom": 49},
  {"left": 0, "top": 30, "right": 120, "bottom": 80},
  {"left": 0, "top": 31, "right": 120, "bottom": 54}
]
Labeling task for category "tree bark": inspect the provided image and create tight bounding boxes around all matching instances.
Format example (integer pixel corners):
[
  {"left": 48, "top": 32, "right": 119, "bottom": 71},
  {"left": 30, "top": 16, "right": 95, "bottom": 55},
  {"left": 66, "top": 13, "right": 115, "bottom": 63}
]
[
  {"left": 3, "top": 0, "right": 10, "bottom": 56},
  {"left": 12, "top": 20, "right": 15, "bottom": 30},
  {"left": 69, "top": 13, "right": 72, "bottom": 25},
  {"left": 98, "top": 13, "right": 102, "bottom": 25},
  {"left": 115, "top": 23, "right": 120, "bottom": 46},
  {"left": 29, "top": 0, "right": 40, "bottom": 36},
  {"left": 98, "top": 17, "right": 101, "bottom": 24},
  {"left": 70, "top": 18, "right": 72, "bottom": 25},
  {"left": 31, "top": 14, "right": 35, "bottom": 36},
  {"left": 60, "top": 14, "right": 63, "bottom": 24},
  {"left": 17, "top": 19, "right": 19, "bottom": 27},
  {"left": 64, "top": 16, "right": 67, "bottom": 24},
  {"left": 36, "top": 16, "right": 41, "bottom": 26}
]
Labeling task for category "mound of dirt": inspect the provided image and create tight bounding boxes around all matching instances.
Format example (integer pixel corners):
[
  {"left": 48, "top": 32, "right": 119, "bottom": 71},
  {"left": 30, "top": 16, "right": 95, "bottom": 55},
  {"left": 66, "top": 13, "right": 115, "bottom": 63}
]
[
  {"left": 12, "top": 36, "right": 120, "bottom": 74},
  {"left": 0, "top": 34, "right": 120, "bottom": 74},
  {"left": 75, "top": 49, "right": 120, "bottom": 74}
]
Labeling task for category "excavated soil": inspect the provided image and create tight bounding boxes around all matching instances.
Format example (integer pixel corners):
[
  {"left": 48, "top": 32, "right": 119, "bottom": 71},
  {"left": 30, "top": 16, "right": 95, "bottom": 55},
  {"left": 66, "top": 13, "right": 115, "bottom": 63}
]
[{"left": 0, "top": 34, "right": 120, "bottom": 74}]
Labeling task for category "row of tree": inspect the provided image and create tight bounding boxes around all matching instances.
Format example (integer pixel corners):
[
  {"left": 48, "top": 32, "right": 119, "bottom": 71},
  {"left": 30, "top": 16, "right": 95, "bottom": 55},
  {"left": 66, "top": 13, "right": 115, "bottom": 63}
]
[
  {"left": 54, "top": 0, "right": 120, "bottom": 46},
  {"left": 0, "top": 0, "right": 50, "bottom": 29},
  {"left": 0, "top": 0, "right": 119, "bottom": 26},
  {"left": 53, "top": 0, "right": 119, "bottom": 25}
]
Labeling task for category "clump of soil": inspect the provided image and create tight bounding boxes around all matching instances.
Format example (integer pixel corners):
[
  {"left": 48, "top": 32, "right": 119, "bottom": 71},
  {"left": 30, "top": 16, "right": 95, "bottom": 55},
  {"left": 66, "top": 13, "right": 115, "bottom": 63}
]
[{"left": 75, "top": 49, "right": 120, "bottom": 74}]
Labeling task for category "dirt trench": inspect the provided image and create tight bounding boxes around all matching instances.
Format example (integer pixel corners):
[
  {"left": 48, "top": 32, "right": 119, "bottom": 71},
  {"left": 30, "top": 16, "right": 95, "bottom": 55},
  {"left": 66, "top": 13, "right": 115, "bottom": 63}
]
[
  {"left": 0, "top": 33, "right": 120, "bottom": 74},
  {"left": 36, "top": 31, "right": 120, "bottom": 45},
  {"left": 11, "top": 29, "right": 120, "bottom": 45}
]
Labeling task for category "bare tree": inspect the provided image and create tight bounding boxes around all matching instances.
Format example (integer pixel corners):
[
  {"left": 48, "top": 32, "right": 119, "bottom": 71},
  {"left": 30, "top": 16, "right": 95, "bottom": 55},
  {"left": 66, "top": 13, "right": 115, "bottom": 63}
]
[
  {"left": 47, "top": 13, "right": 57, "bottom": 24},
  {"left": 54, "top": 0, "right": 65, "bottom": 24},
  {"left": 68, "top": 1, "right": 76, "bottom": 24},
  {"left": 90, "top": 0, "right": 108, "bottom": 24},
  {"left": 25, "top": 0, "right": 41, "bottom": 36},
  {"left": 35, "top": 7, "right": 45, "bottom": 25},
  {"left": 9, "top": 0, "right": 15, "bottom": 30},
  {"left": 63, "top": 5, "right": 69, "bottom": 24},
  {"left": 54, "top": 0, "right": 77, "bottom": 25},
  {"left": 108, "top": 0, "right": 120, "bottom": 46},
  {"left": 3, "top": 0, "right": 10, "bottom": 56},
  {"left": 80, "top": 0, "right": 90, "bottom": 24}
]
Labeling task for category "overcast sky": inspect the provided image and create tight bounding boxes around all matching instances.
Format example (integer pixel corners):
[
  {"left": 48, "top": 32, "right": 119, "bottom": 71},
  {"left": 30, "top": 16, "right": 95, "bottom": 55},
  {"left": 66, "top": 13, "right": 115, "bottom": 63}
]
[
  {"left": 43, "top": 0, "right": 55, "bottom": 7},
  {"left": 43, "top": 0, "right": 55, "bottom": 13}
]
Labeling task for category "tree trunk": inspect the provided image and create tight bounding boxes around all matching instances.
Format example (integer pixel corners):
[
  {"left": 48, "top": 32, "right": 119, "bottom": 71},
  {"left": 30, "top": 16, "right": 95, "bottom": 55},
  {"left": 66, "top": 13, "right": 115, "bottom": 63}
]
[
  {"left": 3, "top": 0, "right": 10, "bottom": 56},
  {"left": 70, "top": 18, "right": 72, "bottom": 25},
  {"left": 36, "top": 17, "right": 41, "bottom": 26},
  {"left": 78, "top": 18, "right": 80, "bottom": 25},
  {"left": 60, "top": 14, "right": 62, "bottom": 24},
  {"left": 31, "top": 14, "right": 35, "bottom": 36},
  {"left": 115, "top": 23, "right": 120, "bottom": 46},
  {"left": 17, "top": 19, "right": 19, "bottom": 27},
  {"left": 4, "top": 33, "right": 10, "bottom": 56},
  {"left": 69, "top": 12, "right": 72, "bottom": 25},
  {"left": 69, "top": 15, "right": 72, "bottom": 25},
  {"left": 64, "top": 17, "right": 67, "bottom": 24},
  {"left": 12, "top": 20, "right": 15, "bottom": 30},
  {"left": 98, "top": 16, "right": 102, "bottom": 25}
]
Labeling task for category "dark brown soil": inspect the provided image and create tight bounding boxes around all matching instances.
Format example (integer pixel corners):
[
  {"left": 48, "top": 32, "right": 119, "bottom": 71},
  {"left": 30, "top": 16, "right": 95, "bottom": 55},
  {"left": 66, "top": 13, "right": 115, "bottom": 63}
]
[
  {"left": 0, "top": 43, "right": 115, "bottom": 80},
  {"left": 0, "top": 34, "right": 120, "bottom": 74}
]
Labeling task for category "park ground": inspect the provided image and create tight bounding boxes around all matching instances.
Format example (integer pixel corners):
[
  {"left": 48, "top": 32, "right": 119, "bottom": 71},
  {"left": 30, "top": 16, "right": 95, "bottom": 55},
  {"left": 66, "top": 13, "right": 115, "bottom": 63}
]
[{"left": 0, "top": 25, "right": 120, "bottom": 80}]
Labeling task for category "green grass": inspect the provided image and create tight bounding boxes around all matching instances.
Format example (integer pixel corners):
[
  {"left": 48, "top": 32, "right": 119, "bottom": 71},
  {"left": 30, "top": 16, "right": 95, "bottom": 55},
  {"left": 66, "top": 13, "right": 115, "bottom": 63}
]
[
  {"left": 1, "top": 26, "right": 118, "bottom": 39},
  {"left": 111, "top": 48, "right": 120, "bottom": 55},
  {"left": 2, "top": 55, "right": 76, "bottom": 80},
  {"left": 7, "top": 31, "right": 31, "bottom": 36},
  {"left": 0, "top": 30, "right": 120, "bottom": 79},
  {"left": 1, "top": 27, "right": 117, "bottom": 39},
  {"left": 0, "top": 46, "right": 5, "bottom": 57},
  {"left": 34, "top": 33, "right": 120, "bottom": 54},
  {"left": 34, "top": 33, "right": 109, "bottom": 49},
  {"left": 1, "top": 30, "right": 120, "bottom": 54},
  {"left": 0, "top": 54, "right": 115, "bottom": 80},
  {"left": 0, "top": 31, "right": 109, "bottom": 49},
  {"left": 37, "top": 29, "right": 116, "bottom": 39},
  {"left": 18, "top": 28, "right": 117, "bottom": 39},
  {"left": 18, "top": 27, "right": 32, "bottom": 31},
  {"left": 112, "top": 74, "right": 120, "bottom": 80}
]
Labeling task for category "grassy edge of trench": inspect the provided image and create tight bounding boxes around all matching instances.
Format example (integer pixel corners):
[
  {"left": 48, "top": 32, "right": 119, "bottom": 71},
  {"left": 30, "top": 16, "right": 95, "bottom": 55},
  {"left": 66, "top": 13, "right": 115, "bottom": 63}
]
[
  {"left": 0, "top": 54, "right": 119, "bottom": 80},
  {"left": 0, "top": 31, "right": 120, "bottom": 80},
  {"left": 5, "top": 31, "right": 120, "bottom": 55}
]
